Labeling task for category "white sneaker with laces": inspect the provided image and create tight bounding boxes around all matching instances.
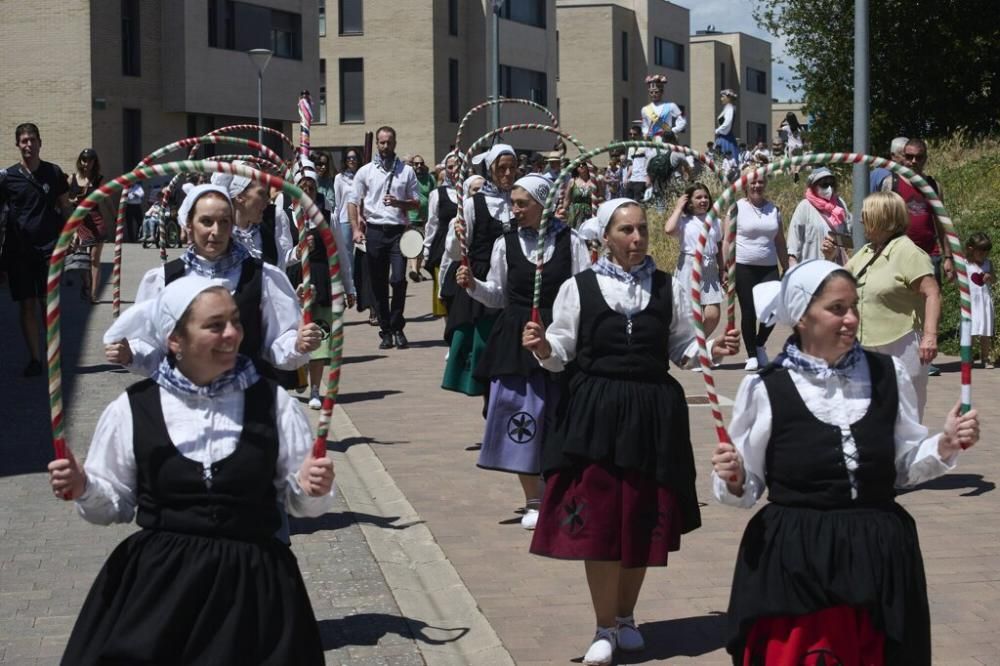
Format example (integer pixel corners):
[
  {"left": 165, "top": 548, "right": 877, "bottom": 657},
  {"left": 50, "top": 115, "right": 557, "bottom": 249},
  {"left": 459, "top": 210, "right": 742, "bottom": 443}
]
[
  {"left": 308, "top": 393, "right": 322, "bottom": 410},
  {"left": 615, "top": 615, "right": 645, "bottom": 652},
  {"left": 520, "top": 508, "right": 539, "bottom": 530},
  {"left": 582, "top": 627, "right": 616, "bottom": 666},
  {"left": 744, "top": 357, "right": 759, "bottom": 372}
]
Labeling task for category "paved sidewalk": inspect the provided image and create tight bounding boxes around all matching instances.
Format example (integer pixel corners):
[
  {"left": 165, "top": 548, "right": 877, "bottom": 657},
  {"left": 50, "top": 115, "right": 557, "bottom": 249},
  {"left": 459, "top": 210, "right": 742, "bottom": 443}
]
[
  {"left": 0, "top": 245, "right": 423, "bottom": 666},
  {"left": 336, "top": 277, "right": 1000, "bottom": 665}
]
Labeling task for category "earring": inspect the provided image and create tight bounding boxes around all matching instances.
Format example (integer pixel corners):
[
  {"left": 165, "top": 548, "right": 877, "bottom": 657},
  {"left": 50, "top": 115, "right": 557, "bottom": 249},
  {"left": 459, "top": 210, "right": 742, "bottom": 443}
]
[{"left": 175, "top": 351, "right": 183, "bottom": 361}]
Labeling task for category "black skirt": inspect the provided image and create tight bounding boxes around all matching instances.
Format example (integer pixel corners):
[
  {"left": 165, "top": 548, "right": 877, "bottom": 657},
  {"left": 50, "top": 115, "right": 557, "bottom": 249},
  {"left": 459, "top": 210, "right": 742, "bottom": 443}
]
[
  {"left": 62, "top": 529, "right": 324, "bottom": 666},
  {"left": 474, "top": 304, "right": 551, "bottom": 383},
  {"left": 541, "top": 371, "right": 702, "bottom": 535},
  {"left": 726, "top": 502, "right": 931, "bottom": 665}
]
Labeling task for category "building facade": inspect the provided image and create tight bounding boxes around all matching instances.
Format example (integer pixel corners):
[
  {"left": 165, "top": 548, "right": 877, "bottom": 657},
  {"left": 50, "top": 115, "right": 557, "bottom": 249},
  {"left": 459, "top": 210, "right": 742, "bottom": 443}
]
[
  {"left": 1, "top": 0, "right": 319, "bottom": 178},
  {"left": 555, "top": 0, "right": 691, "bottom": 164},
  {"left": 311, "top": 0, "right": 560, "bottom": 167},
  {"left": 689, "top": 30, "right": 772, "bottom": 153}
]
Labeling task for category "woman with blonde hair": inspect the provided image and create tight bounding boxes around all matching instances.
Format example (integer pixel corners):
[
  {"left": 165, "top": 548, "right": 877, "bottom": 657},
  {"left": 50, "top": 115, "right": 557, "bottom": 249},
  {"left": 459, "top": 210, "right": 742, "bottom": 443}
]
[{"left": 846, "top": 191, "right": 941, "bottom": 418}]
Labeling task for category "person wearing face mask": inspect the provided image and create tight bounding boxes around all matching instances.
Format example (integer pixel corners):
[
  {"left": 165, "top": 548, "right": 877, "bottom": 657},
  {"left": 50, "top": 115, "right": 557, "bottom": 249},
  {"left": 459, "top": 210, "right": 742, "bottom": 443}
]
[
  {"left": 786, "top": 167, "right": 853, "bottom": 267},
  {"left": 456, "top": 174, "right": 591, "bottom": 530},
  {"left": 104, "top": 185, "right": 323, "bottom": 381},
  {"left": 407, "top": 154, "right": 436, "bottom": 282},
  {"left": 440, "top": 144, "right": 518, "bottom": 397},
  {"left": 712, "top": 260, "right": 978, "bottom": 665},
  {"left": 523, "top": 198, "right": 739, "bottom": 665}
]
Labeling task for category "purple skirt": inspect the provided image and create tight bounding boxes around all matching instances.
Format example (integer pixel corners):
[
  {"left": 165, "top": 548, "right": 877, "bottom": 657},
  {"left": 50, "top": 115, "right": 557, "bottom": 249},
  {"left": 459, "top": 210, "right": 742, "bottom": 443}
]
[{"left": 477, "top": 372, "right": 557, "bottom": 475}]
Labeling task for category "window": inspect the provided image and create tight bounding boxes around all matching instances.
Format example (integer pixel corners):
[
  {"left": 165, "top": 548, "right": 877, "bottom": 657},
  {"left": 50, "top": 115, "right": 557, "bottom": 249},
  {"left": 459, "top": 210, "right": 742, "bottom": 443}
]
[
  {"left": 719, "top": 62, "right": 726, "bottom": 89},
  {"left": 318, "top": 60, "right": 328, "bottom": 124},
  {"left": 318, "top": 0, "right": 326, "bottom": 36},
  {"left": 621, "top": 31, "right": 628, "bottom": 81},
  {"left": 123, "top": 108, "right": 142, "bottom": 172},
  {"left": 654, "top": 37, "right": 684, "bottom": 71},
  {"left": 499, "top": 65, "right": 547, "bottom": 105},
  {"left": 448, "top": 59, "right": 460, "bottom": 123},
  {"left": 448, "top": 0, "right": 459, "bottom": 36},
  {"left": 500, "top": 0, "right": 546, "bottom": 29},
  {"left": 339, "top": 0, "right": 362, "bottom": 35},
  {"left": 121, "top": 0, "right": 141, "bottom": 76},
  {"left": 746, "top": 121, "right": 767, "bottom": 144},
  {"left": 339, "top": 58, "right": 364, "bottom": 123},
  {"left": 270, "top": 9, "right": 301, "bottom": 59},
  {"left": 207, "top": 1, "right": 302, "bottom": 59},
  {"left": 621, "top": 98, "right": 629, "bottom": 138},
  {"left": 745, "top": 67, "right": 767, "bottom": 94}
]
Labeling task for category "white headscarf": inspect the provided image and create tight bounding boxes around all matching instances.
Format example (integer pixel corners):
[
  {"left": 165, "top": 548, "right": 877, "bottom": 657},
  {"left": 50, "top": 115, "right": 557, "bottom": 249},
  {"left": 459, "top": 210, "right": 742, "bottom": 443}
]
[
  {"left": 471, "top": 143, "right": 515, "bottom": 171},
  {"left": 596, "top": 197, "right": 638, "bottom": 232},
  {"left": 753, "top": 259, "right": 845, "bottom": 327},
  {"left": 210, "top": 161, "right": 254, "bottom": 198},
  {"left": 513, "top": 174, "right": 552, "bottom": 207},
  {"left": 577, "top": 216, "right": 603, "bottom": 242},
  {"left": 103, "top": 275, "right": 227, "bottom": 351},
  {"left": 294, "top": 157, "right": 319, "bottom": 186},
  {"left": 462, "top": 174, "right": 485, "bottom": 194},
  {"left": 177, "top": 184, "right": 233, "bottom": 228}
]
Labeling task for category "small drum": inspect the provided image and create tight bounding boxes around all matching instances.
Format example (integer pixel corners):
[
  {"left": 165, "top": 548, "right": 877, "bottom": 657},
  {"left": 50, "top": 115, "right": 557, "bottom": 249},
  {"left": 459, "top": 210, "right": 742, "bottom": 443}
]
[{"left": 400, "top": 228, "right": 424, "bottom": 259}]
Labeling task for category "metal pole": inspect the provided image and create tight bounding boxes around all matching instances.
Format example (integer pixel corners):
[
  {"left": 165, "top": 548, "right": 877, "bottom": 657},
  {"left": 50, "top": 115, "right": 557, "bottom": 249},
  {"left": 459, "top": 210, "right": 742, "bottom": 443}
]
[
  {"left": 851, "top": 0, "right": 869, "bottom": 249},
  {"left": 257, "top": 70, "right": 264, "bottom": 157},
  {"left": 491, "top": 8, "right": 500, "bottom": 131}
]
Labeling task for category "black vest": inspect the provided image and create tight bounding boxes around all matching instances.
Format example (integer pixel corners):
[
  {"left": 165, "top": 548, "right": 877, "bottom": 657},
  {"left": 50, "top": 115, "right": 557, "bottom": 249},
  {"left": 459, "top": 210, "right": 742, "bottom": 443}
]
[
  {"left": 470, "top": 192, "right": 507, "bottom": 277},
  {"left": 163, "top": 258, "right": 264, "bottom": 363},
  {"left": 259, "top": 204, "right": 280, "bottom": 267},
  {"left": 761, "top": 351, "right": 899, "bottom": 508},
  {"left": 426, "top": 186, "right": 457, "bottom": 270},
  {"left": 576, "top": 269, "right": 673, "bottom": 382},
  {"left": 128, "top": 378, "right": 281, "bottom": 540},
  {"left": 504, "top": 225, "right": 572, "bottom": 311}
]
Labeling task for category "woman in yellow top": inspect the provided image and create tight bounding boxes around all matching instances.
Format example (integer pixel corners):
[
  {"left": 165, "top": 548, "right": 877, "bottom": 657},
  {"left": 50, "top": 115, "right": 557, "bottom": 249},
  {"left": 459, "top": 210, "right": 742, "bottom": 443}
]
[{"left": 846, "top": 191, "right": 941, "bottom": 418}]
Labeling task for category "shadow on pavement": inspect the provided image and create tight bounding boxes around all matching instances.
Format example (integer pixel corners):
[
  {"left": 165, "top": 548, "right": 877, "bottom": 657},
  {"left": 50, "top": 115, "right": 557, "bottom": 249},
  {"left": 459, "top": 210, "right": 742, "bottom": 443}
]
[
  {"left": 614, "top": 612, "right": 727, "bottom": 663},
  {"left": 337, "top": 389, "right": 403, "bottom": 404},
  {"left": 290, "top": 511, "right": 423, "bottom": 535},
  {"left": 318, "top": 613, "right": 469, "bottom": 650},
  {"left": 902, "top": 473, "right": 995, "bottom": 497},
  {"left": 330, "top": 436, "right": 410, "bottom": 452},
  {"left": 342, "top": 354, "right": 388, "bottom": 364}
]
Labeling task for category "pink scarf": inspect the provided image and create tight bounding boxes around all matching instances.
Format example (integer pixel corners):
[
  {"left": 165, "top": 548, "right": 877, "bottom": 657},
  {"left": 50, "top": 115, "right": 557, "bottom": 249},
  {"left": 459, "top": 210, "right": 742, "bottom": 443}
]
[{"left": 805, "top": 187, "right": 847, "bottom": 230}]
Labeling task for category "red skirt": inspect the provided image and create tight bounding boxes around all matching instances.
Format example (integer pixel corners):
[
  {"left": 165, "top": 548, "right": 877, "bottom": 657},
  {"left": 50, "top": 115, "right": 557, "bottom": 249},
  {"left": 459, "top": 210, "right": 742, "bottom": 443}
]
[
  {"left": 529, "top": 462, "right": 682, "bottom": 568},
  {"left": 743, "top": 605, "right": 885, "bottom": 666}
]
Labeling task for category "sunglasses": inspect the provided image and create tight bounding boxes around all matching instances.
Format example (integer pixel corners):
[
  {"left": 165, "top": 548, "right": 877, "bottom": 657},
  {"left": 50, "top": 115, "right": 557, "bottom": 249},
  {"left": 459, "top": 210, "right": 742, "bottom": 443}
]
[
  {"left": 903, "top": 152, "right": 926, "bottom": 161},
  {"left": 346, "top": 155, "right": 359, "bottom": 161},
  {"left": 412, "top": 162, "right": 426, "bottom": 167}
]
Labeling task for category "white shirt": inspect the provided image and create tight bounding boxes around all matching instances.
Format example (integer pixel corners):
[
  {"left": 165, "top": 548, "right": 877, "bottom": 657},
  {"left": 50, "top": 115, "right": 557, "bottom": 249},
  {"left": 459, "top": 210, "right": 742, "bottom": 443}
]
[
  {"left": 74, "top": 385, "right": 336, "bottom": 525},
  {"left": 277, "top": 195, "right": 356, "bottom": 297},
  {"left": 626, "top": 148, "right": 653, "bottom": 183},
  {"left": 348, "top": 157, "right": 419, "bottom": 226},
  {"left": 423, "top": 186, "right": 456, "bottom": 261},
  {"left": 443, "top": 189, "right": 513, "bottom": 263},
  {"left": 129, "top": 261, "right": 307, "bottom": 376},
  {"left": 675, "top": 214, "right": 722, "bottom": 265},
  {"left": 733, "top": 198, "right": 781, "bottom": 266},
  {"left": 715, "top": 104, "right": 735, "bottom": 136},
  {"left": 333, "top": 171, "right": 356, "bottom": 225},
  {"left": 538, "top": 268, "right": 713, "bottom": 373},
  {"left": 467, "top": 227, "right": 592, "bottom": 309},
  {"left": 712, "top": 353, "right": 958, "bottom": 508},
  {"left": 641, "top": 101, "right": 687, "bottom": 137}
]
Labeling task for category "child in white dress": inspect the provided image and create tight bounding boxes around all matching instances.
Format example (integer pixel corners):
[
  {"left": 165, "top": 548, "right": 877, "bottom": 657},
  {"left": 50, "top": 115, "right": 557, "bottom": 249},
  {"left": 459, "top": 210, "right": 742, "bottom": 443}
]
[{"left": 966, "top": 232, "right": 994, "bottom": 368}]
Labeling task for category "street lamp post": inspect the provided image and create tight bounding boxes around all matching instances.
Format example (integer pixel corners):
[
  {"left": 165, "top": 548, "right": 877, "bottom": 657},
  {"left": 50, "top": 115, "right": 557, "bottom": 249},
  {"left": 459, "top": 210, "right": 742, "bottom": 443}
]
[{"left": 247, "top": 48, "right": 273, "bottom": 156}]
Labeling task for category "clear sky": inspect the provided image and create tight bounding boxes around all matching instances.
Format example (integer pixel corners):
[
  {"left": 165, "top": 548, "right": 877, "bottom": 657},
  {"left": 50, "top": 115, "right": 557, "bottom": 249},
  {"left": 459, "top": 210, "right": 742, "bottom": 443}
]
[{"left": 672, "top": 0, "right": 798, "bottom": 102}]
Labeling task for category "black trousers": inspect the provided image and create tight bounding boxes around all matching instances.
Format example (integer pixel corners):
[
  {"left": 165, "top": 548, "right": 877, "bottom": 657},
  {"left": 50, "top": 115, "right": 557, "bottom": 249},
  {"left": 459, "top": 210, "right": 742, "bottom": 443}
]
[
  {"left": 365, "top": 224, "right": 407, "bottom": 333},
  {"left": 624, "top": 181, "right": 646, "bottom": 201},
  {"left": 125, "top": 204, "right": 143, "bottom": 243},
  {"left": 734, "top": 262, "right": 779, "bottom": 353}
]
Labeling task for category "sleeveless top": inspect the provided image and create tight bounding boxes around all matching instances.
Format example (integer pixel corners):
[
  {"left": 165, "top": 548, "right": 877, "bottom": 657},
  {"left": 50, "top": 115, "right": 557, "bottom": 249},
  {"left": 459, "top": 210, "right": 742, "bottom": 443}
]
[
  {"left": 427, "top": 185, "right": 456, "bottom": 269},
  {"left": 260, "top": 204, "right": 280, "bottom": 267},
  {"left": 128, "top": 378, "right": 281, "bottom": 541},
  {"left": 760, "top": 351, "right": 899, "bottom": 508},
  {"left": 505, "top": 225, "right": 572, "bottom": 310},
  {"left": 470, "top": 192, "right": 507, "bottom": 278},
  {"left": 164, "top": 257, "right": 264, "bottom": 361},
  {"left": 576, "top": 269, "right": 673, "bottom": 383}
]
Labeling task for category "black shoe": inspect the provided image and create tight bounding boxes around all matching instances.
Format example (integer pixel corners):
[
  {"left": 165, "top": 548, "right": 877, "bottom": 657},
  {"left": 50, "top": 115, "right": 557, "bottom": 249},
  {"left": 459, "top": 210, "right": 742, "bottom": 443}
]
[
  {"left": 22, "top": 359, "right": 42, "bottom": 377},
  {"left": 394, "top": 331, "right": 409, "bottom": 349},
  {"left": 368, "top": 312, "right": 380, "bottom": 326},
  {"left": 379, "top": 333, "right": 395, "bottom": 350},
  {"left": 408, "top": 270, "right": 422, "bottom": 283}
]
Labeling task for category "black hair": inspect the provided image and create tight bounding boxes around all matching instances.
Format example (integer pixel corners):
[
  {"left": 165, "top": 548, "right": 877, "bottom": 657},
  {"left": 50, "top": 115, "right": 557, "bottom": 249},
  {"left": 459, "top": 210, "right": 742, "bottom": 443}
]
[
  {"left": 784, "top": 112, "right": 802, "bottom": 133},
  {"left": 375, "top": 126, "right": 397, "bottom": 140},
  {"left": 682, "top": 183, "right": 712, "bottom": 215},
  {"left": 15, "top": 122, "right": 40, "bottom": 143},
  {"left": 966, "top": 231, "right": 992, "bottom": 254}
]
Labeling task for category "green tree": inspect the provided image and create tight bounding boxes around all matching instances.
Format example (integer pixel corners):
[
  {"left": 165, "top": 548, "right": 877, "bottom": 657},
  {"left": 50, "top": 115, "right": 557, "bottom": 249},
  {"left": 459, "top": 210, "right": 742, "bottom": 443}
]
[{"left": 755, "top": 0, "right": 1000, "bottom": 151}]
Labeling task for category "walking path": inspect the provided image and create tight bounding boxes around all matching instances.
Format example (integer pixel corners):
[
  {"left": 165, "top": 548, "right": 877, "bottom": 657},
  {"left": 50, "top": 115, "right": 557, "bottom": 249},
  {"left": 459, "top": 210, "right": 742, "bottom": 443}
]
[{"left": 1, "top": 245, "right": 998, "bottom": 664}]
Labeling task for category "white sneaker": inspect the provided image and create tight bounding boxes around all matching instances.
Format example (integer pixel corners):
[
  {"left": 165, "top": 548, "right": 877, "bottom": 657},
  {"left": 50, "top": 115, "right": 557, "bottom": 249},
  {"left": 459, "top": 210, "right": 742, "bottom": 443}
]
[
  {"left": 615, "top": 615, "right": 645, "bottom": 652},
  {"left": 744, "top": 357, "right": 759, "bottom": 372},
  {"left": 690, "top": 365, "right": 704, "bottom": 373},
  {"left": 520, "top": 508, "right": 539, "bottom": 530},
  {"left": 582, "top": 627, "right": 616, "bottom": 666},
  {"left": 308, "top": 393, "right": 322, "bottom": 410}
]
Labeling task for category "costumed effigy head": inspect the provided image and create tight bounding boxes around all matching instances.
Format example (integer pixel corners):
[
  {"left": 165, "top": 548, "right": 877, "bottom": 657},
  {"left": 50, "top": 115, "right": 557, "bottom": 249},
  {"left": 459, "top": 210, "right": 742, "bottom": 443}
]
[
  {"left": 646, "top": 74, "right": 667, "bottom": 103},
  {"left": 720, "top": 88, "right": 738, "bottom": 104}
]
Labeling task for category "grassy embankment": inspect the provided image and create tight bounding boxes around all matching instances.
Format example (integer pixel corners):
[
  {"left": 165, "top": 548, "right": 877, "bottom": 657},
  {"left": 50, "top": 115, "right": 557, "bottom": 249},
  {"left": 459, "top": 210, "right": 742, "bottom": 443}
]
[{"left": 644, "top": 134, "right": 1000, "bottom": 357}]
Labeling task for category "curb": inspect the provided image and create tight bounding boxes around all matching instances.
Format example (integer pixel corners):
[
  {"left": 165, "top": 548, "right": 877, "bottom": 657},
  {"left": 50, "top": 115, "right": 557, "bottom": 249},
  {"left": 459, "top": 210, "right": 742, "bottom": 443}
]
[{"left": 328, "top": 405, "right": 515, "bottom": 666}]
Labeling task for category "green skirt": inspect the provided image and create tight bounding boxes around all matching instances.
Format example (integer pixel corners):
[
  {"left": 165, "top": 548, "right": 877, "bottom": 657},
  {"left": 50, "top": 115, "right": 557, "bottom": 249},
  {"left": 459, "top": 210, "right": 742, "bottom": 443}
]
[{"left": 441, "top": 316, "right": 496, "bottom": 396}]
